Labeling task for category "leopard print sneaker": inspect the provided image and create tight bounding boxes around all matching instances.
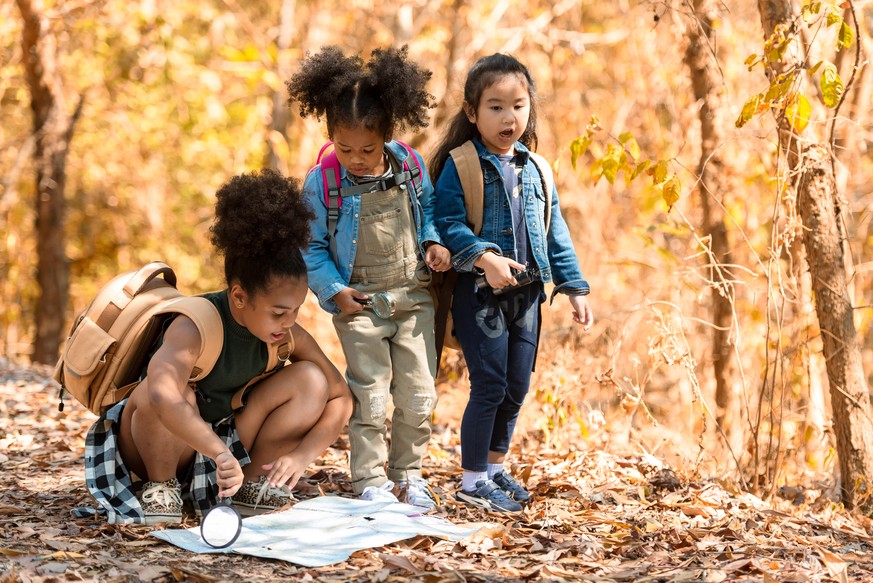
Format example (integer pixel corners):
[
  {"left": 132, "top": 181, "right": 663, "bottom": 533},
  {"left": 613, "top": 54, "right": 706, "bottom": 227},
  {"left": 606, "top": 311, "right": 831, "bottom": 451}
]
[
  {"left": 140, "top": 478, "right": 183, "bottom": 525},
  {"left": 231, "top": 476, "right": 296, "bottom": 517}
]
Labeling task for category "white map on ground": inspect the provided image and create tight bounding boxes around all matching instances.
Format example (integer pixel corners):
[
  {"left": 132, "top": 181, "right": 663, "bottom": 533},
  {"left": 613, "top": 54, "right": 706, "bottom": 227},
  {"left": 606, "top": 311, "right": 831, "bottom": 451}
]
[{"left": 152, "top": 495, "right": 482, "bottom": 567}]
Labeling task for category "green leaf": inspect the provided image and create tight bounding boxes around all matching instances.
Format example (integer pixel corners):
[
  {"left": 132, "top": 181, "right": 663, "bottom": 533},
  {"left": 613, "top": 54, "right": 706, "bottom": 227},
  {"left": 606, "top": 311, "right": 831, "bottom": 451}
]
[
  {"left": 820, "top": 63, "right": 844, "bottom": 108},
  {"left": 662, "top": 175, "right": 681, "bottom": 209},
  {"left": 837, "top": 21, "right": 854, "bottom": 49},
  {"left": 569, "top": 136, "right": 590, "bottom": 170},
  {"left": 785, "top": 92, "right": 811, "bottom": 134},
  {"left": 736, "top": 94, "right": 761, "bottom": 128},
  {"left": 826, "top": 12, "right": 841, "bottom": 27},
  {"left": 808, "top": 60, "right": 823, "bottom": 76}
]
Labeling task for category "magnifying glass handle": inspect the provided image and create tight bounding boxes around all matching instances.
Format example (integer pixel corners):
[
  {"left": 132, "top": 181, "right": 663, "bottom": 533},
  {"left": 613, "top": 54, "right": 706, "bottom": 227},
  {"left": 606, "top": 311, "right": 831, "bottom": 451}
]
[{"left": 353, "top": 297, "right": 372, "bottom": 306}]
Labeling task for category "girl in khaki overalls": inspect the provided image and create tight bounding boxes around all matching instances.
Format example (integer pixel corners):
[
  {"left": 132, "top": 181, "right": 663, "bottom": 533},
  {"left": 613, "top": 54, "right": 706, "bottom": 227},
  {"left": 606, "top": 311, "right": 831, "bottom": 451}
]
[{"left": 287, "top": 46, "right": 450, "bottom": 509}]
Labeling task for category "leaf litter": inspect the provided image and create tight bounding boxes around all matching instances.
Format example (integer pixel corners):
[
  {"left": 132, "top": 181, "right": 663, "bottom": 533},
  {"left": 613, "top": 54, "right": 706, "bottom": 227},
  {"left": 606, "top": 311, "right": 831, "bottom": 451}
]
[{"left": 1, "top": 358, "right": 872, "bottom": 582}]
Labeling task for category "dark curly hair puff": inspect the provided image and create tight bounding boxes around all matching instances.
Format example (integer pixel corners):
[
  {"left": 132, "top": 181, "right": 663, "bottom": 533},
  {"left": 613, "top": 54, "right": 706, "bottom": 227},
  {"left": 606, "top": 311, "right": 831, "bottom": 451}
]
[
  {"left": 286, "top": 44, "right": 434, "bottom": 140},
  {"left": 209, "top": 168, "right": 314, "bottom": 294}
]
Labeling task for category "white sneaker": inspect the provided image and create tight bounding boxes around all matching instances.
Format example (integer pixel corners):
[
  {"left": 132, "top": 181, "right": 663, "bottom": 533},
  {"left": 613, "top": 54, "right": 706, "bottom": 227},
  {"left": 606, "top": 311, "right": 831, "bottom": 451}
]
[
  {"left": 400, "top": 476, "right": 437, "bottom": 510},
  {"left": 360, "top": 480, "right": 399, "bottom": 503}
]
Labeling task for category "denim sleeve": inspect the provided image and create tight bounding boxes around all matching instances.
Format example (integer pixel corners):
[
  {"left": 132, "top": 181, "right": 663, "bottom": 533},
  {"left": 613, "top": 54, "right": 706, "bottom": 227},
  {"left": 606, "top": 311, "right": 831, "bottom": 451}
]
[
  {"left": 302, "top": 169, "right": 345, "bottom": 313},
  {"left": 412, "top": 148, "right": 442, "bottom": 246},
  {"left": 545, "top": 182, "right": 590, "bottom": 302},
  {"left": 434, "top": 158, "right": 501, "bottom": 272}
]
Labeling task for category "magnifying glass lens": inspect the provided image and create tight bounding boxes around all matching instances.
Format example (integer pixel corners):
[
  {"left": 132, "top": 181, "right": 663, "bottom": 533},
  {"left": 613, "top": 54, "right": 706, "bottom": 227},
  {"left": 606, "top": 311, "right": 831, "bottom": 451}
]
[
  {"left": 200, "top": 503, "right": 242, "bottom": 548},
  {"left": 371, "top": 292, "right": 396, "bottom": 319}
]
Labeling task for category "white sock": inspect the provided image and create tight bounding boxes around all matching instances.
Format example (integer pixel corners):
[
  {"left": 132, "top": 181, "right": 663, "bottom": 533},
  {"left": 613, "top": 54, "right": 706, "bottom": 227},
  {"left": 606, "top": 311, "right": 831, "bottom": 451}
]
[
  {"left": 487, "top": 463, "right": 504, "bottom": 478},
  {"left": 462, "top": 471, "right": 488, "bottom": 492}
]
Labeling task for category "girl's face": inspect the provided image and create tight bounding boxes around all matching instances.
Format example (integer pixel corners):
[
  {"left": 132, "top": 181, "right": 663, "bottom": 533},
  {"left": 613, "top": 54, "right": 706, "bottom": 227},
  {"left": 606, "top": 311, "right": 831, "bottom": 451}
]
[
  {"left": 331, "top": 124, "right": 387, "bottom": 177},
  {"left": 466, "top": 73, "right": 531, "bottom": 155},
  {"left": 229, "top": 274, "right": 308, "bottom": 345}
]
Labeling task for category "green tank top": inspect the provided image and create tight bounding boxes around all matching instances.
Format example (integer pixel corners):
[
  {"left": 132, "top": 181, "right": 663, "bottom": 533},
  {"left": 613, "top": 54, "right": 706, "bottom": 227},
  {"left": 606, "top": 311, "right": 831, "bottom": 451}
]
[{"left": 194, "top": 290, "right": 270, "bottom": 422}]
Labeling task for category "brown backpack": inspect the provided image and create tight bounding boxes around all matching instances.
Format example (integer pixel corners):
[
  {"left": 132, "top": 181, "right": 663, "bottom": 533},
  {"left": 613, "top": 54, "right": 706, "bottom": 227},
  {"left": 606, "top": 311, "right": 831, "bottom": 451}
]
[{"left": 433, "top": 141, "right": 554, "bottom": 361}]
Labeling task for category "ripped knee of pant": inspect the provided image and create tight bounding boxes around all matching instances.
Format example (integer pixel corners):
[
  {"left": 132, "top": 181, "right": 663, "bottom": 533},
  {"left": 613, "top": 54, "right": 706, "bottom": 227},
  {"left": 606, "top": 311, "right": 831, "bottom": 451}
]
[
  {"left": 356, "top": 390, "right": 388, "bottom": 423},
  {"left": 394, "top": 386, "right": 437, "bottom": 420}
]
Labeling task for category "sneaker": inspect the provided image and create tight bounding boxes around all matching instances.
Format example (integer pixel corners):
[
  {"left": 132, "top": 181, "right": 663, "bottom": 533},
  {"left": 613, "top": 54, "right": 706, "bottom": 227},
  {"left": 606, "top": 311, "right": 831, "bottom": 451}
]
[
  {"left": 491, "top": 470, "right": 531, "bottom": 503},
  {"left": 232, "top": 476, "right": 296, "bottom": 517},
  {"left": 360, "top": 480, "right": 399, "bottom": 503},
  {"left": 398, "top": 476, "right": 437, "bottom": 510},
  {"left": 455, "top": 479, "right": 523, "bottom": 513},
  {"left": 140, "top": 478, "right": 183, "bottom": 525}
]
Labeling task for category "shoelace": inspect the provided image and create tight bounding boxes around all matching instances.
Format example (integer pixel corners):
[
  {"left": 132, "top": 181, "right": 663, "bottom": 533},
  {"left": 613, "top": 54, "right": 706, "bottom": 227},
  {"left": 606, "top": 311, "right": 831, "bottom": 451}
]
[
  {"left": 253, "top": 479, "right": 295, "bottom": 509},
  {"left": 142, "top": 483, "right": 182, "bottom": 508}
]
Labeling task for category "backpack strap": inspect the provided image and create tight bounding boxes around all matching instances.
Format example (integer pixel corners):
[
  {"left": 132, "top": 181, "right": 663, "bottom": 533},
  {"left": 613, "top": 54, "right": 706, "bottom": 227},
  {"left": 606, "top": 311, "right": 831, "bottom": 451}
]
[
  {"left": 91, "top": 262, "right": 176, "bottom": 330},
  {"left": 449, "top": 141, "right": 485, "bottom": 236},
  {"left": 529, "top": 151, "right": 554, "bottom": 233},
  {"left": 317, "top": 141, "right": 424, "bottom": 254},
  {"left": 394, "top": 140, "right": 423, "bottom": 198},
  {"left": 154, "top": 296, "right": 224, "bottom": 382},
  {"left": 230, "top": 332, "right": 295, "bottom": 411}
]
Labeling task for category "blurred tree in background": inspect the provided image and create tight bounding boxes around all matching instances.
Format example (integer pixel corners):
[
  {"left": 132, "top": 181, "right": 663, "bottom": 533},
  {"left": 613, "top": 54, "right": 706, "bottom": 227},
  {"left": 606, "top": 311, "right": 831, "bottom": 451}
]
[{"left": 2, "top": 0, "right": 872, "bottom": 509}]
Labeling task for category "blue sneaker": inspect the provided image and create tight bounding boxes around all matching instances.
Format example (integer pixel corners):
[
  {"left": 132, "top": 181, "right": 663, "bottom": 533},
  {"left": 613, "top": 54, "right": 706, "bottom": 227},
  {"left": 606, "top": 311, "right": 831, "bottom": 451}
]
[
  {"left": 455, "top": 479, "right": 522, "bottom": 513},
  {"left": 491, "top": 470, "right": 531, "bottom": 503}
]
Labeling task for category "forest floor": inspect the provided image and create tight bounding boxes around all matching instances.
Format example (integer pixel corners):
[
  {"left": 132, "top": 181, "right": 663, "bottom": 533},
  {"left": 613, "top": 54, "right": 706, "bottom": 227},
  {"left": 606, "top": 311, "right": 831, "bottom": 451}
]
[{"left": 2, "top": 358, "right": 873, "bottom": 583}]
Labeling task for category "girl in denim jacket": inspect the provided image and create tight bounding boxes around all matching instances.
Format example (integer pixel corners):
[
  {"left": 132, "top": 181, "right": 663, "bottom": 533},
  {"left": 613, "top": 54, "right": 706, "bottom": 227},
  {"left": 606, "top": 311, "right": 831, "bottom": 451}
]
[
  {"left": 287, "top": 46, "right": 451, "bottom": 509},
  {"left": 430, "top": 53, "right": 594, "bottom": 513}
]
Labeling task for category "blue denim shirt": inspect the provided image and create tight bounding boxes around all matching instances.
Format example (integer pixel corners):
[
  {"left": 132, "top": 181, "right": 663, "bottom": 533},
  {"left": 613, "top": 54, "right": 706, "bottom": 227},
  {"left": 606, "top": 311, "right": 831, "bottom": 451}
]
[
  {"left": 434, "top": 139, "right": 590, "bottom": 301},
  {"left": 303, "top": 141, "right": 443, "bottom": 314}
]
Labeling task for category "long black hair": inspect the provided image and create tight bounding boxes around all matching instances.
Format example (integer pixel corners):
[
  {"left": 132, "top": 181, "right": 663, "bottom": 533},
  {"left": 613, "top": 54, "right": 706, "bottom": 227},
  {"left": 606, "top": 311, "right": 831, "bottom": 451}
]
[
  {"left": 286, "top": 45, "right": 434, "bottom": 140},
  {"left": 429, "top": 53, "right": 538, "bottom": 181},
  {"left": 209, "top": 168, "right": 313, "bottom": 294}
]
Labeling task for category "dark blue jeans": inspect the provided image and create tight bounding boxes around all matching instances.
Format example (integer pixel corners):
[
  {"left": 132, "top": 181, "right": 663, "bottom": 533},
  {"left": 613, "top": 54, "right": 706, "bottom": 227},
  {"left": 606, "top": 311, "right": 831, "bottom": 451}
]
[{"left": 452, "top": 273, "right": 543, "bottom": 472}]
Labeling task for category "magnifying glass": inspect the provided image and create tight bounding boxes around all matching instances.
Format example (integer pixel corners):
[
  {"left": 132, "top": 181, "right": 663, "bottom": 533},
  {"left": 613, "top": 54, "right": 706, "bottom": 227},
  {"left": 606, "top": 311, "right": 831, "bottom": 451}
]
[
  {"left": 200, "top": 498, "right": 242, "bottom": 549},
  {"left": 354, "top": 291, "right": 396, "bottom": 318}
]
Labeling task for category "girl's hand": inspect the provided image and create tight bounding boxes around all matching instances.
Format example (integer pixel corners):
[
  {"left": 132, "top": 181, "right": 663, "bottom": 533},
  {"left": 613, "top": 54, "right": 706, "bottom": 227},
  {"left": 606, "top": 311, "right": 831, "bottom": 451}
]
[
  {"left": 476, "top": 253, "right": 525, "bottom": 289},
  {"left": 425, "top": 244, "right": 452, "bottom": 272},
  {"left": 262, "top": 453, "right": 306, "bottom": 489},
  {"left": 334, "top": 287, "right": 368, "bottom": 314},
  {"left": 569, "top": 295, "right": 593, "bottom": 330},
  {"left": 215, "top": 450, "right": 244, "bottom": 498}
]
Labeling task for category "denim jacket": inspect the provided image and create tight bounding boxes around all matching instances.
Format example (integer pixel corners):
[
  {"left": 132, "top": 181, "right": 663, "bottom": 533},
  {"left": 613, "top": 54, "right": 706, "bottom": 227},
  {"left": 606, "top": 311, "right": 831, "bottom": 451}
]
[
  {"left": 434, "top": 139, "right": 590, "bottom": 301},
  {"left": 303, "top": 141, "right": 443, "bottom": 314}
]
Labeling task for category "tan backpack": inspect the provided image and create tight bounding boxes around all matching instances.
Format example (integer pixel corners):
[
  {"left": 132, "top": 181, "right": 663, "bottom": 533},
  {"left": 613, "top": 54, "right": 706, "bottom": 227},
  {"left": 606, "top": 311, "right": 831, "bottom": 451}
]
[
  {"left": 54, "top": 261, "right": 296, "bottom": 415},
  {"left": 433, "top": 141, "right": 554, "bottom": 361},
  {"left": 53, "top": 262, "right": 224, "bottom": 414}
]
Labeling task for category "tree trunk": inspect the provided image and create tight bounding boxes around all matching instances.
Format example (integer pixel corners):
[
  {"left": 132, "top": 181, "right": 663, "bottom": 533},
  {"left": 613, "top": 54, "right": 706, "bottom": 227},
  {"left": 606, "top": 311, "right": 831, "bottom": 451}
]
[
  {"left": 17, "top": 0, "right": 81, "bottom": 364},
  {"left": 758, "top": 0, "right": 873, "bottom": 512},
  {"left": 797, "top": 145, "right": 873, "bottom": 512},
  {"left": 684, "top": 0, "right": 736, "bottom": 434}
]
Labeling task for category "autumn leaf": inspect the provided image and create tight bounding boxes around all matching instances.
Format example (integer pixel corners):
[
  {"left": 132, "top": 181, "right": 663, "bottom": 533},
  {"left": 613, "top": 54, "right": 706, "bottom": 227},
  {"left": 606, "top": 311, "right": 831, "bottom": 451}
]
[
  {"left": 785, "top": 92, "right": 811, "bottom": 134},
  {"left": 820, "top": 63, "right": 844, "bottom": 108}
]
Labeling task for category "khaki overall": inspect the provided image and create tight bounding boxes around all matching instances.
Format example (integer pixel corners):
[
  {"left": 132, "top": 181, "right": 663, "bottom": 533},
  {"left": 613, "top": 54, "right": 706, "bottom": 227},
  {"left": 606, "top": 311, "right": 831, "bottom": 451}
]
[{"left": 333, "top": 180, "right": 438, "bottom": 494}]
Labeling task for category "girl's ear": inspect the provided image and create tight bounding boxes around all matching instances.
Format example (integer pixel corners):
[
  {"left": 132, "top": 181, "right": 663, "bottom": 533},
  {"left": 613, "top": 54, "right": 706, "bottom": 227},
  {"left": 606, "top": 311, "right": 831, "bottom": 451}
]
[
  {"left": 463, "top": 102, "right": 477, "bottom": 124},
  {"left": 229, "top": 284, "right": 249, "bottom": 310}
]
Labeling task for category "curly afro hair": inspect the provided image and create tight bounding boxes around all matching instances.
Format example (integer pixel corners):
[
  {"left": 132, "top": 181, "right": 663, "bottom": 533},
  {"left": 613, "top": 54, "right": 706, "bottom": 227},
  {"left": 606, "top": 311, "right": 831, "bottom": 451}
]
[
  {"left": 209, "top": 168, "right": 314, "bottom": 294},
  {"left": 286, "top": 44, "right": 434, "bottom": 140}
]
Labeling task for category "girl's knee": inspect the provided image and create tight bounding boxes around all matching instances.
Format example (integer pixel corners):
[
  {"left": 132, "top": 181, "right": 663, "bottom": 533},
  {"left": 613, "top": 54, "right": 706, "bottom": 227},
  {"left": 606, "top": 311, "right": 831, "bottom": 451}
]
[{"left": 288, "top": 360, "right": 329, "bottom": 401}]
